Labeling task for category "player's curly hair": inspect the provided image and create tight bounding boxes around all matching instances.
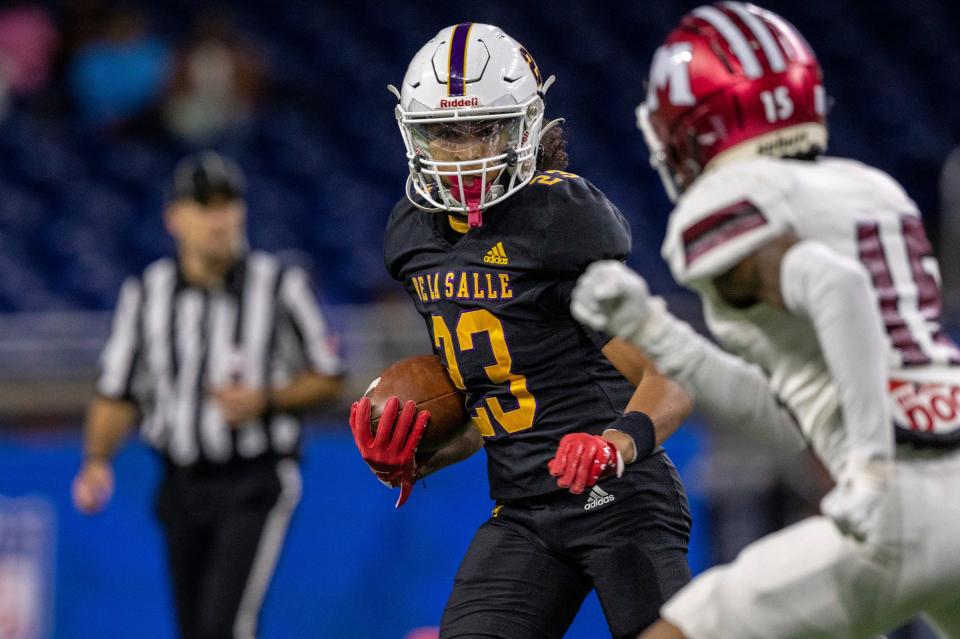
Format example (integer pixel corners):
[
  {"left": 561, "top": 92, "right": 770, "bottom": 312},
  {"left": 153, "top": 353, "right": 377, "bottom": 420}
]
[{"left": 538, "top": 121, "right": 569, "bottom": 171}]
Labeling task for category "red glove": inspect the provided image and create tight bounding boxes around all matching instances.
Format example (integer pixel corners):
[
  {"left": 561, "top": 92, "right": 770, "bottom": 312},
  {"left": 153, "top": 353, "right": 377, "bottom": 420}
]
[
  {"left": 350, "top": 396, "right": 430, "bottom": 507},
  {"left": 548, "top": 433, "right": 624, "bottom": 495}
]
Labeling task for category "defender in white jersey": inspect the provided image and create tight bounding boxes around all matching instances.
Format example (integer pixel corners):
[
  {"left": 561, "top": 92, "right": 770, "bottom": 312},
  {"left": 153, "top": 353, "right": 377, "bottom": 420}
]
[{"left": 572, "top": 3, "right": 960, "bottom": 638}]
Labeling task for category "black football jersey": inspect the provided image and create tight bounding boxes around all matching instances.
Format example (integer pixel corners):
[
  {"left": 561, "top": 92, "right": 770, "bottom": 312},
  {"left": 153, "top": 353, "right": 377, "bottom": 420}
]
[{"left": 384, "top": 170, "right": 641, "bottom": 499}]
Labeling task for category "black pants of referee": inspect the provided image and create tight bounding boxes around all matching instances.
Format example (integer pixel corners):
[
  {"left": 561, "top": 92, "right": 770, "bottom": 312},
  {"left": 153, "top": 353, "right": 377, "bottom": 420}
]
[
  {"left": 440, "top": 452, "right": 692, "bottom": 639},
  {"left": 155, "top": 456, "right": 301, "bottom": 639}
]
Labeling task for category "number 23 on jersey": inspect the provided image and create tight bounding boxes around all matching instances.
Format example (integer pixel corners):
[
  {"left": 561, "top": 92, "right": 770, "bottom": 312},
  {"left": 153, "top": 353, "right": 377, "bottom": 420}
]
[{"left": 431, "top": 310, "right": 537, "bottom": 437}]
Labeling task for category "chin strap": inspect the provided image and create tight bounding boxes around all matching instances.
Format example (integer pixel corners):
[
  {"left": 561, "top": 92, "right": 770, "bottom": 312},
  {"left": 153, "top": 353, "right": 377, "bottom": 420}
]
[
  {"left": 467, "top": 205, "right": 482, "bottom": 229},
  {"left": 448, "top": 176, "right": 490, "bottom": 228}
]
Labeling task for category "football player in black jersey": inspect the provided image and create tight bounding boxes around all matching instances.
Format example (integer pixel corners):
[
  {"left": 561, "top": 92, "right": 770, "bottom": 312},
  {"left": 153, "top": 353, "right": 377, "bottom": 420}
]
[{"left": 349, "top": 24, "right": 693, "bottom": 639}]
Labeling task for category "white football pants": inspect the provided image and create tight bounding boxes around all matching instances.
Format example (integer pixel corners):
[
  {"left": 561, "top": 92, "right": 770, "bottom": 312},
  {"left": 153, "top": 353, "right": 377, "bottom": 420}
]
[{"left": 662, "top": 448, "right": 960, "bottom": 638}]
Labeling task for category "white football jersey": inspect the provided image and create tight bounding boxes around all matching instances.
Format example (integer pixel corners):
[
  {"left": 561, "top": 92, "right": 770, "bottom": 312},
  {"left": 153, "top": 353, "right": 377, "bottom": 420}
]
[{"left": 662, "top": 156, "right": 960, "bottom": 471}]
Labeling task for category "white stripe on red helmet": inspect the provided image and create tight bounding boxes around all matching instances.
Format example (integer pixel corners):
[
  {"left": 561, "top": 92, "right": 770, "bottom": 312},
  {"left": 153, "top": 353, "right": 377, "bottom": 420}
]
[
  {"left": 692, "top": 6, "right": 764, "bottom": 78},
  {"left": 760, "top": 6, "right": 816, "bottom": 64},
  {"left": 721, "top": 2, "right": 787, "bottom": 72}
]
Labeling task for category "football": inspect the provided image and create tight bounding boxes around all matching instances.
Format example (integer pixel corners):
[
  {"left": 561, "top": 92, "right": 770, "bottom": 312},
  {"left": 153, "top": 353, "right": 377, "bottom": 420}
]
[{"left": 364, "top": 354, "right": 470, "bottom": 453}]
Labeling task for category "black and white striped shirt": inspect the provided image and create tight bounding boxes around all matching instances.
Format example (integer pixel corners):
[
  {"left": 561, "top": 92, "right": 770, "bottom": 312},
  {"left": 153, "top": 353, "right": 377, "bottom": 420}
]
[{"left": 97, "top": 251, "right": 342, "bottom": 466}]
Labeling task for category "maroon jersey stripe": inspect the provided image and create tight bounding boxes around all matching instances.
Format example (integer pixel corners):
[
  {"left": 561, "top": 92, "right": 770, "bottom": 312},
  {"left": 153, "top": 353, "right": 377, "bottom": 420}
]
[
  {"left": 856, "top": 221, "right": 929, "bottom": 366},
  {"left": 901, "top": 216, "right": 960, "bottom": 364},
  {"left": 682, "top": 199, "right": 767, "bottom": 266}
]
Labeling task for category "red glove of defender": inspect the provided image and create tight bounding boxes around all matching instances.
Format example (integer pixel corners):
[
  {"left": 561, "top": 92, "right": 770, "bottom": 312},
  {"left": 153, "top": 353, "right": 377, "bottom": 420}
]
[
  {"left": 350, "top": 396, "right": 430, "bottom": 507},
  {"left": 548, "top": 433, "right": 624, "bottom": 495}
]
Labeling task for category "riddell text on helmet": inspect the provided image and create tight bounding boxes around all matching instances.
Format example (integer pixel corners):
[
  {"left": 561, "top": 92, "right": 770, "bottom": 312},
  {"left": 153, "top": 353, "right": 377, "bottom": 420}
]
[{"left": 439, "top": 97, "right": 480, "bottom": 108}]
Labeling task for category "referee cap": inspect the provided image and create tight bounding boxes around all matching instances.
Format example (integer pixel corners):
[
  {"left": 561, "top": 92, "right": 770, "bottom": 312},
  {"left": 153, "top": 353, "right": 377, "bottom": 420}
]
[{"left": 169, "top": 151, "right": 246, "bottom": 205}]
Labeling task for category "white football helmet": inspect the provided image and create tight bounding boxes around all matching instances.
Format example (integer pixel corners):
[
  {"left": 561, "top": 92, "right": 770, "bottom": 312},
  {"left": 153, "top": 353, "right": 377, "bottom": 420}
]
[{"left": 389, "top": 23, "right": 557, "bottom": 227}]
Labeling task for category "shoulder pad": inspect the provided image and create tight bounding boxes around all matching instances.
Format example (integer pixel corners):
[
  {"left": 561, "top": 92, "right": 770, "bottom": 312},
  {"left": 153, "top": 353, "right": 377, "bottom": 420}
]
[
  {"left": 384, "top": 197, "right": 430, "bottom": 281},
  {"left": 663, "top": 158, "right": 795, "bottom": 286},
  {"left": 528, "top": 169, "right": 583, "bottom": 188},
  {"left": 537, "top": 173, "right": 631, "bottom": 272}
]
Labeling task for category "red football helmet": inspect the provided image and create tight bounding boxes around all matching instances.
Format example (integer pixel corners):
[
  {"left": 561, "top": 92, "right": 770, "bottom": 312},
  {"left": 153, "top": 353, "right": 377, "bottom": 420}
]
[{"left": 638, "top": 2, "right": 828, "bottom": 200}]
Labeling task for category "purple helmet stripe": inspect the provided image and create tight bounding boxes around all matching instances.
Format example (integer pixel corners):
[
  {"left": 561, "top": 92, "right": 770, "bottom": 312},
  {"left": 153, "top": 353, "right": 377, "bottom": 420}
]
[{"left": 447, "top": 23, "right": 473, "bottom": 96}]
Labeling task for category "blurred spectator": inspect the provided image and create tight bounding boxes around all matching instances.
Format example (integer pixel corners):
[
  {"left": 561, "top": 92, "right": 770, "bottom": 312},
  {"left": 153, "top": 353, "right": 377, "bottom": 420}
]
[
  {"left": 163, "top": 15, "right": 265, "bottom": 145},
  {"left": 0, "top": 3, "right": 58, "bottom": 97},
  {"left": 940, "top": 145, "right": 960, "bottom": 322},
  {"left": 68, "top": 6, "right": 170, "bottom": 129}
]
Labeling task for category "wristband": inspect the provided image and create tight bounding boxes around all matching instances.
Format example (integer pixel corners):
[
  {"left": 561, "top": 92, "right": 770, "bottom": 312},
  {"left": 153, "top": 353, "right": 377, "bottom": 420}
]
[{"left": 603, "top": 411, "right": 656, "bottom": 463}]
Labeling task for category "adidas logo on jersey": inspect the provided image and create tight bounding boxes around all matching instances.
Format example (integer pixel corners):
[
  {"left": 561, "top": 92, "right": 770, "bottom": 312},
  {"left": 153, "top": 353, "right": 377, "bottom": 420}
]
[
  {"left": 483, "top": 242, "right": 509, "bottom": 265},
  {"left": 584, "top": 485, "right": 615, "bottom": 511}
]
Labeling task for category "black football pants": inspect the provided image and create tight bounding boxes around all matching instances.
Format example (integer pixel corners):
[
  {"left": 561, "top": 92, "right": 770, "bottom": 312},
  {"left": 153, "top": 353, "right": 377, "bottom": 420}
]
[
  {"left": 155, "top": 457, "right": 300, "bottom": 639},
  {"left": 440, "top": 452, "right": 692, "bottom": 639}
]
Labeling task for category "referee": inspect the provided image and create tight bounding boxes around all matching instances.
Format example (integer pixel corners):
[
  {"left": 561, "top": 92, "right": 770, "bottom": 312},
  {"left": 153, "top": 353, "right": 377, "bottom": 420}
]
[{"left": 72, "top": 151, "right": 344, "bottom": 639}]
